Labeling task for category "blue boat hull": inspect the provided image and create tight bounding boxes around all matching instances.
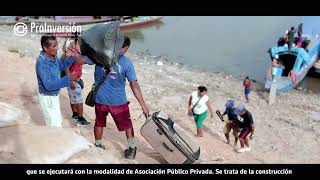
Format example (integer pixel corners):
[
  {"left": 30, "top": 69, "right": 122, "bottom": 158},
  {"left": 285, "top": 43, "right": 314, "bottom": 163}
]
[{"left": 265, "top": 39, "right": 320, "bottom": 93}]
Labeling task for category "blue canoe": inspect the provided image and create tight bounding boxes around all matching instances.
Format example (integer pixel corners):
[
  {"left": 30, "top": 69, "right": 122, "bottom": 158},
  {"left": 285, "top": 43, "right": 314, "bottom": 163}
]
[{"left": 265, "top": 36, "right": 320, "bottom": 93}]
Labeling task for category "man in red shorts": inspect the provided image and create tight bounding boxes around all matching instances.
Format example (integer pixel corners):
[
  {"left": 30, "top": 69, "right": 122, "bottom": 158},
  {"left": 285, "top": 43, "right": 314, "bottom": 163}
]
[
  {"left": 84, "top": 36, "right": 149, "bottom": 159},
  {"left": 234, "top": 104, "right": 255, "bottom": 153}
]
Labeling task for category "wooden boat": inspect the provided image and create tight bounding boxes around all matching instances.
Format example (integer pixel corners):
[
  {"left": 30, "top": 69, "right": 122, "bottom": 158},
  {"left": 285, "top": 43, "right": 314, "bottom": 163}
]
[
  {"left": 265, "top": 35, "right": 320, "bottom": 93},
  {"left": 0, "top": 16, "right": 163, "bottom": 32},
  {"left": 118, "top": 16, "right": 163, "bottom": 30},
  {"left": 81, "top": 16, "right": 163, "bottom": 31},
  {"left": 0, "top": 16, "right": 125, "bottom": 25}
]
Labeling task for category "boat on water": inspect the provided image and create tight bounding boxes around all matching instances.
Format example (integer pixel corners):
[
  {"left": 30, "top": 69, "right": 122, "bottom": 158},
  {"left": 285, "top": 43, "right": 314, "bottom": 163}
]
[
  {"left": 0, "top": 16, "right": 162, "bottom": 25},
  {"left": 118, "top": 16, "right": 163, "bottom": 30},
  {"left": 0, "top": 16, "right": 163, "bottom": 33},
  {"left": 81, "top": 16, "right": 163, "bottom": 31},
  {"left": 0, "top": 16, "right": 119, "bottom": 25},
  {"left": 265, "top": 22, "right": 320, "bottom": 93}
]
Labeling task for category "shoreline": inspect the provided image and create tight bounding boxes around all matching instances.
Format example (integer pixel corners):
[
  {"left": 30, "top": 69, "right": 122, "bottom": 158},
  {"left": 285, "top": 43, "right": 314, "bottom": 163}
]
[{"left": 0, "top": 24, "right": 317, "bottom": 94}]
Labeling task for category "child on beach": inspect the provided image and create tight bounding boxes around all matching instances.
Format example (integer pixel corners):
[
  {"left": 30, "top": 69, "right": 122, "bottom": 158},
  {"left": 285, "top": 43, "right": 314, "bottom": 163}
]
[
  {"left": 63, "top": 38, "right": 91, "bottom": 126},
  {"left": 243, "top": 76, "right": 252, "bottom": 103}
]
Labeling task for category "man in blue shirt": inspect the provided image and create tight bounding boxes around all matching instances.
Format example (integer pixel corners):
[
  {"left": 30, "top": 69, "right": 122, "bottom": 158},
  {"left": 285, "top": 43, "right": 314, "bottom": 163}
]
[
  {"left": 36, "top": 34, "right": 80, "bottom": 127},
  {"left": 82, "top": 36, "right": 149, "bottom": 159},
  {"left": 222, "top": 99, "right": 240, "bottom": 146}
]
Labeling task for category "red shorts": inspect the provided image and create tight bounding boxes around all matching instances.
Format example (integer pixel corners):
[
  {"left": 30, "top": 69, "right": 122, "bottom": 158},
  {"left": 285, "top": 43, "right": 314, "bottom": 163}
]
[
  {"left": 95, "top": 103, "right": 132, "bottom": 131},
  {"left": 239, "top": 127, "right": 251, "bottom": 139}
]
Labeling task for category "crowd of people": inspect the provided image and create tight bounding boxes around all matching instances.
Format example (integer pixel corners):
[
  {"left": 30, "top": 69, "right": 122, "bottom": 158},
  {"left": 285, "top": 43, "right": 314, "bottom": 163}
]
[
  {"left": 35, "top": 32, "right": 255, "bottom": 161},
  {"left": 273, "top": 23, "right": 311, "bottom": 68}
]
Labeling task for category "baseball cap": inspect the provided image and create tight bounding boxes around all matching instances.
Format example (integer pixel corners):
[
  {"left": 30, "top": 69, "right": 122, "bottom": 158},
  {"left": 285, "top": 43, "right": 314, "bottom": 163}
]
[
  {"left": 234, "top": 104, "right": 245, "bottom": 115},
  {"left": 225, "top": 99, "right": 235, "bottom": 108}
]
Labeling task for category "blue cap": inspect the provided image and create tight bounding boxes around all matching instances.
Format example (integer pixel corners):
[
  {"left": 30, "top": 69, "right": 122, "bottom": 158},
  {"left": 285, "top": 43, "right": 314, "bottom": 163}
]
[
  {"left": 234, "top": 104, "right": 245, "bottom": 115},
  {"left": 225, "top": 99, "right": 235, "bottom": 108}
]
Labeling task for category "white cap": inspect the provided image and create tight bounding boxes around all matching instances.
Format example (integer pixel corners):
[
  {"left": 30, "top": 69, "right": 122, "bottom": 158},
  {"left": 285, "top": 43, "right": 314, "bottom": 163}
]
[{"left": 63, "top": 38, "right": 74, "bottom": 52}]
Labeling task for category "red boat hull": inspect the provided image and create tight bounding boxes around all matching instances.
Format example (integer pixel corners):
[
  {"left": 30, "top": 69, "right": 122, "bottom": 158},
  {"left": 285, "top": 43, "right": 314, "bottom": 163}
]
[{"left": 119, "top": 16, "right": 163, "bottom": 30}]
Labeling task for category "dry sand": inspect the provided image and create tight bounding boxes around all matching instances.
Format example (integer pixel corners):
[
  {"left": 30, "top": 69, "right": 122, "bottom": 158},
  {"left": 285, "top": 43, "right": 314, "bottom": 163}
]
[{"left": 0, "top": 25, "right": 320, "bottom": 164}]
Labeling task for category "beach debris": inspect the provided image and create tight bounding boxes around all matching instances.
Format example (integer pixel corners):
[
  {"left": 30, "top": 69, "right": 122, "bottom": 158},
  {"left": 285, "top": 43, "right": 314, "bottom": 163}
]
[
  {"left": 8, "top": 47, "right": 19, "bottom": 54},
  {"left": 157, "top": 61, "right": 164, "bottom": 66}
]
